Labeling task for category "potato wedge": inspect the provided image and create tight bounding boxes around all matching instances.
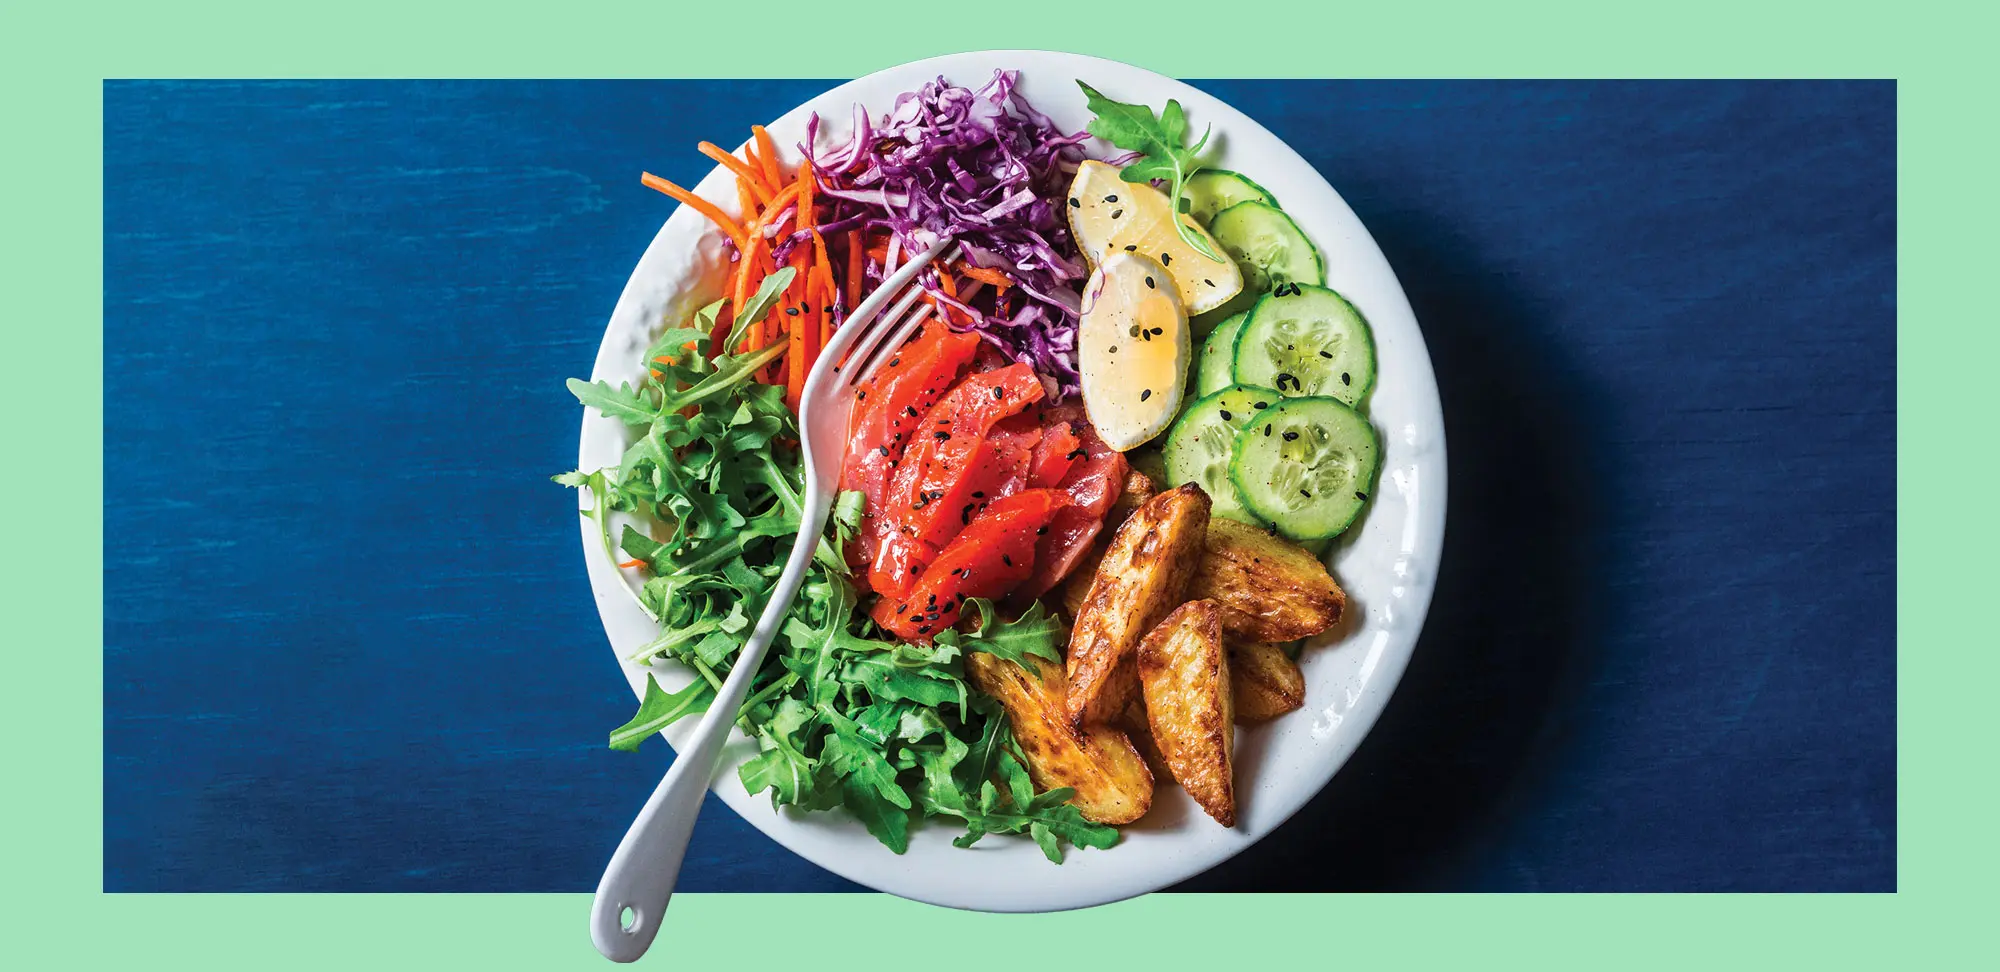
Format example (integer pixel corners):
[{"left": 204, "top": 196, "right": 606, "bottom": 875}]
[
  {"left": 1057, "top": 540, "right": 1109, "bottom": 620},
  {"left": 1116, "top": 699, "right": 1173, "bottom": 783},
  {"left": 964, "top": 652, "right": 1153, "bottom": 825},
  {"left": 1066, "top": 483, "right": 1212, "bottom": 727},
  {"left": 1109, "top": 467, "right": 1157, "bottom": 526},
  {"left": 1054, "top": 470, "right": 1158, "bottom": 621},
  {"left": 1137, "top": 599, "right": 1236, "bottom": 826},
  {"left": 1229, "top": 640, "right": 1306, "bottom": 723},
  {"left": 1188, "top": 516, "right": 1346, "bottom": 643}
]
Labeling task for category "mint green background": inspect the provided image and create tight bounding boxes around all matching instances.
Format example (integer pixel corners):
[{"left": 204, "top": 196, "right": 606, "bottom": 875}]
[{"left": 13, "top": 0, "right": 1974, "bottom": 966}]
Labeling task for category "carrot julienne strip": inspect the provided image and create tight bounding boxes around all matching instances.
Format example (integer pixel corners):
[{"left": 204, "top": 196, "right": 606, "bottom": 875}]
[
  {"left": 641, "top": 172, "right": 747, "bottom": 249},
  {"left": 698, "top": 141, "right": 772, "bottom": 203},
  {"left": 751, "top": 126, "right": 784, "bottom": 189}
]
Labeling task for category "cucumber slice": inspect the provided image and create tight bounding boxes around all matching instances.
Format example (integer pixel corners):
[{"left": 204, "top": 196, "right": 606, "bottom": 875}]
[
  {"left": 1187, "top": 170, "right": 1277, "bottom": 226},
  {"left": 1195, "top": 311, "right": 1248, "bottom": 396},
  {"left": 1163, "top": 384, "right": 1282, "bottom": 526},
  {"left": 1232, "top": 284, "right": 1376, "bottom": 406},
  {"left": 1206, "top": 200, "right": 1324, "bottom": 295},
  {"left": 1230, "top": 396, "right": 1380, "bottom": 540}
]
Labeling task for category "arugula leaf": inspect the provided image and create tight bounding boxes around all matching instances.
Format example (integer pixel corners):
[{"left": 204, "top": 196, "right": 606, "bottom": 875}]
[
  {"left": 954, "top": 599, "right": 1064, "bottom": 675},
  {"left": 1076, "top": 80, "right": 1220, "bottom": 260},
  {"left": 722, "top": 266, "right": 797, "bottom": 352},
  {"left": 567, "top": 378, "right": 658, "bottom": 426},
  {"left": 608, "top": 672, "right": 713, "bottom": 752}
]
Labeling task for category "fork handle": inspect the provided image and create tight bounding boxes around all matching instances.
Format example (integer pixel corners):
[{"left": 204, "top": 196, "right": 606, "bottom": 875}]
[{"left": 589, "top": 486, "right": 833, "bottom": 962}]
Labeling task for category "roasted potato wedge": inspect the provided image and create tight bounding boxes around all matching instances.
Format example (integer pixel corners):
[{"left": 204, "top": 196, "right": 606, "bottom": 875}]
[
  {"left": 1054, "top": 469, "right": 1160, "bottom": 619},
  {"left": 1066, "top": 483, "right": 1212, "bottom": 727},
  {"left": 1108, "top": 467, "right": 1157, "bottom": 526},
  {"left": 1057, "top": 540, "right": 1109, "bottom": 620},
  {"left": 1229, "top": 640, "right": 1306, "bottom": 723},
  {"left": 1137, "top": 599, "right": 1236, "bottom": 826},
  {"left": 1117, "top": 699, "right": 1173, "bottom": 783},
  {"left": 1188, "top": 516, "right": 1346, "bottom": 643},
  {"left": 964, "top": 652, "right": 1153, "bottom": 825}
]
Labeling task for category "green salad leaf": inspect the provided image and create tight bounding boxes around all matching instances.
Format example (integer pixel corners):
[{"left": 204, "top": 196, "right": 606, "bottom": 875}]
[
  {"left": 1077, "top": 80, "right": 1219, "bottom": 261},
  {"left": 557, "top": 294, "right": 1118, "bottom": 863}
]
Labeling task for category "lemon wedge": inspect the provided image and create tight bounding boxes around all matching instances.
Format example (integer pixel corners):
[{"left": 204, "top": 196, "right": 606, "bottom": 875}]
[
  {"left": 1065, "top": 160, "right": 1244, "bottom": 315},
  {"left": 1078, "top": 251, "right": 1191, "bottom": 452}
]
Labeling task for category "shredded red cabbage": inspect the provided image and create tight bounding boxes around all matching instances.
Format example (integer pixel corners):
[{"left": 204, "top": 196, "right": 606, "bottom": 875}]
[{"left": 798, "top": 70, "right": 1093, "bottom": 396}]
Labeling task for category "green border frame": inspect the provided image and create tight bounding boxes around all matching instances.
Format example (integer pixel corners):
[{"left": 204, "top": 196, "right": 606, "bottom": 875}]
[{"left": 15, "top": 0, "right": 1971, "bottom": 966}]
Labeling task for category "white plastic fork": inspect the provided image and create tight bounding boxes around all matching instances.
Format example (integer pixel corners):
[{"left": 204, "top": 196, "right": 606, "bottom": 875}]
[{"left": 590, "top": 237, "right": 958, "bottom": 963}]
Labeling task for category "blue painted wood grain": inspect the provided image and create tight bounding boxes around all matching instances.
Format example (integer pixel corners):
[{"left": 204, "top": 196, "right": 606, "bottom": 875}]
[{"left": 103, "top": 80, "right": 1894, "bottom": 893}]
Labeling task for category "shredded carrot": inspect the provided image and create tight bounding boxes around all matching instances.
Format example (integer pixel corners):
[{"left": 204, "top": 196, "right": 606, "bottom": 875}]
[
  {"left": 735, "top": 233, "right": 767, "bottom": 352},
  {"left": 786, "top": 273, "right": 811, "bottom": 411},
  {"left": 735, "top": 179, "right": 761, "bottom": 231},
  {"left": 818, "top": 262, "right": 838, "bottom": 348},
  {"left": 796, "top": 165, "right": 816, "bottom": 234},
  {"left": 758, "top": 181, "right": 803, "bottom": 228},
  {"left": 957, "top": 265, "right": 1013, "bottom": 291},
  {"left": 641, "top": 173, "right": 747, "bottom": 250},
  {"left": 617, "top": 559, "right": 647, "bottom": 570},
  {"left": 845, "top": 229, "right": 865, "bottom": 309},
  {"left": 751, "top": 126, "right": 784, "bottom": 189},
  {"left": 698, "top": 142, "right": 772, "bottom": 203}
]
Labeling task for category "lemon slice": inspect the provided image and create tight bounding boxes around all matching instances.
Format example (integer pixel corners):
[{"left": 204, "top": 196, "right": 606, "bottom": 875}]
[
  {"left": 1065, "top": 160, "right": 1244, "bottom": 315},
  {"left": 1078, "top": 251, "right": 1191, "bottom": 452}
]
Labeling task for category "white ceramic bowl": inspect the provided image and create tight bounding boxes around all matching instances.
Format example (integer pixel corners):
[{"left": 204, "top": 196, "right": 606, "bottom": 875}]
[{"left": 576, "top": 50, "right": 1447, "bottom": 911}]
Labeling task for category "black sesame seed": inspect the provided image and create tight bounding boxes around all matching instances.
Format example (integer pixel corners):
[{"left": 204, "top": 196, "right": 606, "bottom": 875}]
[
  {"left": 1111, "top": 209, "right": 1124, "bottom": 219},
  {"left": 854, "top": 390, "right": 865, "bottom": 400},
  {"left": 1161, "top": 253, "right": 1172, "bottom": 266},
  {"left": 972, "top": 491, "right": 985, "bottom": 498},
  {"left": 934, "top": 431, "right": 950, "bottom": 441},
  {"left": 1300, "top": 488, "right": 1312, "bottom": 498},
  {"left": 1068, "top": 197, "right": 1081, "bottom": 208},
  {"left": 909, "top": 614, "right": 925, "bottom": 623},
  {"left": 961, "top": 504, "right": 975, "bottom": 525},
  {"left": 785, "top": 306, "right": 799, "bottom": 317},
  {"left": 1001, "top": 554, "right": 1013, "bottom": 567},
  {"left": 1144, "top": 276, "right": 1156, "bottom": 289},
  {"left": 1341, "top": 372, "right": 1352, "bottom": 386},
  {"left": 905, "top": 406, "right": 920, "bottom": 417},
  {"left": 1124, "top": 244, "right": 1138, "bottom": 252},
  {"left": 918, "top": 625, "right": 932, "bottom": 634},
  {"left": 910, "top": 565, "right": 921, "bottom": 574},
  {"left": 1203, "top": 278, "right": 1214, "bottom": 286},
  {"left": 1253, "top": 401, "right": 1269, "bottom": 409},
  {"left": 1283, "top": 431, "right": 1300, "bottom": 441},
  {"left": 1104, "top": 194, "right": 1118, "bottom": 202},
  {"left": 1151, "top": 327, "right": 1164, "bottom": 335},
  {"left": 1319, "top": 350, "right": 1334, "bottom": 359},
  {"left": 1108, "top": 345, "right": 1118, "bottom": 354},
  {"left": 926, "top": 612, "right": 940, "bottom": 621},
  {"left": 1036, "top": 525, "right": 1048, "bottom": 536},
  {"left": 1286, "top": 344, "right": 1295, "bottom": 351},
  {"left": 824, "top": 305, "right": 835, "bottom": 314},
  {"left": 1066, "top": 447, "right": 1088, "bottom": 460},
  {"left": 896, "top": 603, "right": 908, "bottom": 614},
  {"left": 879, "top": 445, "right": 892, "bottom": 456},
  {"left": 888, "top": 357, "right": 900, "bottom": 367},
  {"left": 1140, "top": 389, "right": 1152, "bottom": 401},
  {"left": 993, "top": 386, "right": 1005, "bottom": 399},
  {"left": 1355, "top": 490, "right": 1369, "bottom": 500},
  {"left": 1264, "top": 424, "right": 1273, "bottom": 436},
  {"left": 1219, "top": 410, "right": 1233, "bottom": 421}
]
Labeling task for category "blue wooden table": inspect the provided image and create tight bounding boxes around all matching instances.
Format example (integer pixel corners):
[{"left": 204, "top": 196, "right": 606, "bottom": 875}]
[{"left": 103, "top": 79, "right": 1894, "bottom": 893}]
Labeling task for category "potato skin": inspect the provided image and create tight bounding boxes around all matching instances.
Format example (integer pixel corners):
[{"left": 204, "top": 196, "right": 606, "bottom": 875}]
[
  {"left": 1137, "top": 599, "right": 1236, "bottom": 826},
  {"left": 1228, "top": 640, "right": 1306, "bottom": 723},
  {"left": 1188, "top": 517, "right": 1346, "bottom": 643},
  {"left": 964, "top": 652, "right": 1154, "bottom": 825},
  {"left": 1065, "top": 483, "right": 1213, "bottom": 728}
]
